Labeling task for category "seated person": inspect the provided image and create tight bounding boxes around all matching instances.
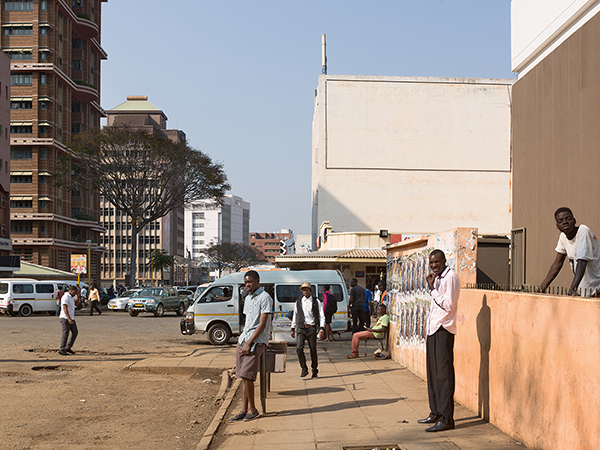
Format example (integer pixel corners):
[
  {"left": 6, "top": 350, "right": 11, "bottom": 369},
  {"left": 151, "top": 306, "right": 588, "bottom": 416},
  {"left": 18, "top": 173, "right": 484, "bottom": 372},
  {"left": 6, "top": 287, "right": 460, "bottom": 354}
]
[
  {"left": 214, "top": 287, "right": 232, "bottom": 301},
  {"left": 347, "top": 304, "right": 389, "bottom": 359}
]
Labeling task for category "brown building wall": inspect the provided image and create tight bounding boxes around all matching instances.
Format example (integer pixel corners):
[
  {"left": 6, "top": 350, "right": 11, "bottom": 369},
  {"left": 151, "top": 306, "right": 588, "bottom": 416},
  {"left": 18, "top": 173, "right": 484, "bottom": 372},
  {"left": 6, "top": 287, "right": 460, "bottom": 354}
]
[
  {"left": 250, "top": 232, "right": 292, "bottom": 263},
  {"left": 512, "top": 11, "right": 600, "bottom": 288}
]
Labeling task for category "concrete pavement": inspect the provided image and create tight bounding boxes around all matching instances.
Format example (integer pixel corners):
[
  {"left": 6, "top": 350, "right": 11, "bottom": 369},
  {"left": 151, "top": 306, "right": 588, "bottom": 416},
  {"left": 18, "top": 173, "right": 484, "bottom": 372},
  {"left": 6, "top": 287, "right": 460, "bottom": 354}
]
[{"left": 129, "top": 337, "right": 528, "bottom": 450}]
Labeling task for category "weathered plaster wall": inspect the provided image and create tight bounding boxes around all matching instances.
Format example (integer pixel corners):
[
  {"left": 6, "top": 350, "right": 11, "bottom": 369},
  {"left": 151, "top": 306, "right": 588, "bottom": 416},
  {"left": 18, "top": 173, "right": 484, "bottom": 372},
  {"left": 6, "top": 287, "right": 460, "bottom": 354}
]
[{"left": 386, "top": 229, "right": 600, "bottom": 450}]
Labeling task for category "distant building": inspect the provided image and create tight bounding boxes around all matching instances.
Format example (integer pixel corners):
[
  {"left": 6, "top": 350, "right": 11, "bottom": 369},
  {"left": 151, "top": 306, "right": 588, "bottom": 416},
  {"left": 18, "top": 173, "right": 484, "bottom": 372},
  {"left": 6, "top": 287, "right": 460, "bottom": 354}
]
[
  {"left": 295, "top": 234, "right": 312, "bottom": 254},
  {"left": 184, "top": 195, "right": 250, "bottom": 260},
  {"left": 250, "top": 229, "right": 294, "bottom": 264},
  {"left": 100, "top": 96, "right": 185, "bottom": 286},
  {"left": 312, "top": 74, "right": 513, "bottom": 248},
  {"left": 0, "top": 50, "right": 11, "bottom": 257},
  {"left": 4, "top": 0, "right": 107, "bottom": 281}
]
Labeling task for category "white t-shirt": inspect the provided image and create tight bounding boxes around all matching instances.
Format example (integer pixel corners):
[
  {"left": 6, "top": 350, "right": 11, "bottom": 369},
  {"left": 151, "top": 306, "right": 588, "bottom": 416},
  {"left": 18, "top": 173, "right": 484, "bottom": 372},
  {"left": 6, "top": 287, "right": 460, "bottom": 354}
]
[
  {"left": 59, "top": 292, "right": 77, "bottom": 320},
  {"left": 555, "top": 224, "right": 600, "bottom": 291}
]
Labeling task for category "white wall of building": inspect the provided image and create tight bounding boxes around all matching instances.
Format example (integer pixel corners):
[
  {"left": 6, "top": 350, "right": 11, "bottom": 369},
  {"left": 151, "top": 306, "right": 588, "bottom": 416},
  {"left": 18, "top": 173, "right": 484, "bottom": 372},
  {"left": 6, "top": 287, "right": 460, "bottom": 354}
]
[
  {"left": 512, "top": 0, "right": 600, "bottom": 75},
  {"left": 312, "top": 75, "right": 513, "bottom": 245}
]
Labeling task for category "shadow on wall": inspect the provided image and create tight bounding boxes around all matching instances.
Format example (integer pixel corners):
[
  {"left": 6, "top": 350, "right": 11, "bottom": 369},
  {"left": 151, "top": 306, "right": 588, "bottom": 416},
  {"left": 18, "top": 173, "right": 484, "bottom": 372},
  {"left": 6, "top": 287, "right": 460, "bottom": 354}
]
[
  {"left": 312, "top": 185, "right": 371, "bottom": 241},
  {"left": 476, "top": 294, "right": 491, "bottom": 422}
]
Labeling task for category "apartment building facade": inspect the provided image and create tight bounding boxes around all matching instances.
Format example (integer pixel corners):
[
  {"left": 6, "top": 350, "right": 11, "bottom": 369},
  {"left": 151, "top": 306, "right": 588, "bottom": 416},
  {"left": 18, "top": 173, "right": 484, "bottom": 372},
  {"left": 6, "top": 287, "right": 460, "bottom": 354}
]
[
  {"left": 250, "top": 230, "right": 294, "bottom": 264},
  {"left": 100, "top": 96, "right": 185, "bottom": 286},
  {"left": 184, "top": 194, "right": 250, "bottom": 260},
  {"left": 0, "top": 49, "right": 11, "bottom": 256},
  {"left": 2, "top": 0, "right": 107, "bottom": 281}
]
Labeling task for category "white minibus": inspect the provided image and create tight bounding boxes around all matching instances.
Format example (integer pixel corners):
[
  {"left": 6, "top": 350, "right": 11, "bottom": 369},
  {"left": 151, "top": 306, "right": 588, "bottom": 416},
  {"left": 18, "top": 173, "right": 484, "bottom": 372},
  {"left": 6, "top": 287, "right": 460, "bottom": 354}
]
[{"left": 0, "top": 278, "right": 61, "bottom": 317}]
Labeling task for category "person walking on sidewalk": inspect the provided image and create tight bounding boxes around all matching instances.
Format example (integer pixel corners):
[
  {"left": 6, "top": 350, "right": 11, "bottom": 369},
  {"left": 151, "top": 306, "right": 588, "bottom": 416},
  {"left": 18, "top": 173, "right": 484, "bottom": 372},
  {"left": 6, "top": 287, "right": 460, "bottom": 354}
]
[
  {"left": 88, "top": 284, "right": 102, "bottom": 316},
  {"left": 418, "top": 249, "right": 460, "bottom": 432},
  {"left": 229, "top": 270, "right": 272, "bottom": 423},
  {"left": 349, "top": 278, "right": 366, "bottom": 333},
  {"left": 291, "top": 282, "right": 324, "bottom": 379},
  {"left": 58, "top": 286, "right": 79, "bottom": 356},
  {"left": 347, "top": 304, "right": 389, "bottom": 359}
]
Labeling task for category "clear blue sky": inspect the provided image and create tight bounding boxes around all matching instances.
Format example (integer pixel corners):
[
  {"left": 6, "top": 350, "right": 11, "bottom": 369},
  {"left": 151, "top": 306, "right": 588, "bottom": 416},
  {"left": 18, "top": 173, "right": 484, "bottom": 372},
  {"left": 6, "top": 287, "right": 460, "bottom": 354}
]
[{"left": 100, "top": 1, "right": 513, "bottom": 236}]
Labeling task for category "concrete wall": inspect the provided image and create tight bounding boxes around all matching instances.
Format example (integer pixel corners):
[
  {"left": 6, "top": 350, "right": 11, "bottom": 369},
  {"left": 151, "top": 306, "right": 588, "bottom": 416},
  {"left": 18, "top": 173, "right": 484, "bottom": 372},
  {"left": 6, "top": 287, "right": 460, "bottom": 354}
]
[
  {"left": 386, "top": 228, "right": 600, "bottom": 450},
  {"left": 512, "top": 0, "right": 600, "bottom": 75},
  {"left": 512, "top": 9, "right": 600, "bottom": 289},
  {"left": 312, "top": 75, "right": 513, "bottom": 247}
]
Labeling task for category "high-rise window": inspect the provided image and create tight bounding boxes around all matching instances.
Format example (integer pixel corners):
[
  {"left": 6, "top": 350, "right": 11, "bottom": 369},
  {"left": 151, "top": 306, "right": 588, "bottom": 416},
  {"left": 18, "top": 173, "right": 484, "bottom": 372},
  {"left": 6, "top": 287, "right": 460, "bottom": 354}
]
[
  {"left": 11, "top": 147, "right": 32, "bottom": 159},
  {"left": 7, "top": 51, "right": 33, "bottom": 61},
  {"left": 3, "top": 26, "right": 33, "bottom": 35},
  {"left": 10, "top": 74, "right": 32, "bottom": 86},
  {"left": 10, "top": 125, "right": 32, "bottom": 134},
  {"left": 4, "top": 1, "right": 33, "bottom": 11},
  {"left": 11, "top": 101, "right": 32, "bottom": 110}
]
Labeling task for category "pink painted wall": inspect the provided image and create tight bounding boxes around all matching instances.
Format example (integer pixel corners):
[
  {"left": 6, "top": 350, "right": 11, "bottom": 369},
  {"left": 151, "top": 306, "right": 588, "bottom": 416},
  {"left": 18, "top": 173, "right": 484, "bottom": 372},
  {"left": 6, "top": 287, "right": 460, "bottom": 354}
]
[{"left": 386, "top": 227, "right": 600, "bottom": 450}]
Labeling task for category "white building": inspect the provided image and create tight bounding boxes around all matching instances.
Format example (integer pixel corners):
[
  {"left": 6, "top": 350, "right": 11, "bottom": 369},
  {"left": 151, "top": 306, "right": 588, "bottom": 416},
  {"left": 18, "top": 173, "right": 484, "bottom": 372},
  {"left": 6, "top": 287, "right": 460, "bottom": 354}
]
[
  {"left": 184, "top": 195, "right": 250, "bottom": 260},
  {"left": 311, "top": 74, "right": 514, "bottom": 246}
]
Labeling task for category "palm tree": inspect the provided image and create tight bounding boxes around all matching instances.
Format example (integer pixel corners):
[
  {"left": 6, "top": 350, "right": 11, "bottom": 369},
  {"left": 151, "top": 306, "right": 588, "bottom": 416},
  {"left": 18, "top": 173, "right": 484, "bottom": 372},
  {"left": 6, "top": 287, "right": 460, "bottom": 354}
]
[{"left": 149, "top": 249, "right": 174, "bottom": 285}]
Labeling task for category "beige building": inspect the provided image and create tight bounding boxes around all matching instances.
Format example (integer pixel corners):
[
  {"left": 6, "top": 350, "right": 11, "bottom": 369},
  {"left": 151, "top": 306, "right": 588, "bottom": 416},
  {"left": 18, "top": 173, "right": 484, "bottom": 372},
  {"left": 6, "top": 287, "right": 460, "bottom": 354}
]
[
  {"left": 511, "top": 0, "right": 600, "bottom": 288},
  {"left": 311, "top": 74, "right": 514, "bottom": 248},
  {"left": 99, "top": 96, "right": 184, "bottom": 286}
]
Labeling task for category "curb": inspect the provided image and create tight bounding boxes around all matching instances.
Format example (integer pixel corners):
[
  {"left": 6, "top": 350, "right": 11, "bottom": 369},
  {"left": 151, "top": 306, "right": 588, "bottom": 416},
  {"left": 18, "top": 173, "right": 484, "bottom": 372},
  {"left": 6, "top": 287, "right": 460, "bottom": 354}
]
[{"left": 196, "top": 370, "right": 240, "bottom": 450}]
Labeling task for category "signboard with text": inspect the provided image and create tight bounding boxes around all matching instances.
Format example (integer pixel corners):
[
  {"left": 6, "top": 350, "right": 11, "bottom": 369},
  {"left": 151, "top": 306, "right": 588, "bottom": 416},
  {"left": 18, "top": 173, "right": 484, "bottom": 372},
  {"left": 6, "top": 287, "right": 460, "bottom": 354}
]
[{"left": 71, "top": 254, "right": 87, "bottom": 274}]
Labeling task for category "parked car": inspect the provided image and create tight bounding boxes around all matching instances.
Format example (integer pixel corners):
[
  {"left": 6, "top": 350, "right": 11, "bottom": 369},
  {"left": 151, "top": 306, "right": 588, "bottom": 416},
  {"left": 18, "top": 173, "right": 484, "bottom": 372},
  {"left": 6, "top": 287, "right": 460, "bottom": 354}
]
[
  {"left": 98, "top": 288, "right": 110, "bottom": 305},
  {"left": 107, "top": 289, "right": 141, "bottom": 312},
  {"left": 128, "top": 287, "right": 189, "bottom": 317},
  {"left": 176, "top": 289, "right": 194, "bottom": 302}
]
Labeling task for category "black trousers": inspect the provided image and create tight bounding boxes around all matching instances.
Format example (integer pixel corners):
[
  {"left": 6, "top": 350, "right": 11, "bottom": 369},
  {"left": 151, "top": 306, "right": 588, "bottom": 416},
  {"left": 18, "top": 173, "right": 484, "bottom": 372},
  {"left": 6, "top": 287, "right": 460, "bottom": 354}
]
[
  {"left": 426, "top": 326, "right": 455, "bottom": 425},
  {"left": 351, "top": 308, "right": 365, "bottom": 333},
  {"left": 296, "top": 326, "right": 318, "bottom": 374},
  {"left": 89, "top": 300, "right": 101, "bottom": 315}
]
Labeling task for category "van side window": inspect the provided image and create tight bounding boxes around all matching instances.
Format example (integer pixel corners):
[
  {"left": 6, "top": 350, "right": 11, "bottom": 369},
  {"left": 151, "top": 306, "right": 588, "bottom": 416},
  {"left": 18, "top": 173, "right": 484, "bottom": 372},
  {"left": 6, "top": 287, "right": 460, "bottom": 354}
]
[
  {"left": 317, "top": 284, "right": 344, "bottom": 304},
  {"left": 36, "top": 284, "right": 55, "bottom": 294},
  {"left": 14, "top": 284, "right": 34, "bottom": 294},
  {"left": 0, "top": 283, "right": 8, "bottom": 294},
  {"left": 202, "top": 286, "right": 233, "bottom": 303},
  {"left": 276, "top": 284, "right": 316, "bottom": 303}
]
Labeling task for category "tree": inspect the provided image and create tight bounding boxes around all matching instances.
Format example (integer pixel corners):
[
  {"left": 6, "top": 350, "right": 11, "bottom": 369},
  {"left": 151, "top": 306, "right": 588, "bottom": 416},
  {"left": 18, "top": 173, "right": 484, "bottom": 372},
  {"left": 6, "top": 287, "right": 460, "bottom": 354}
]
[
  {"left": 202, "top": 242, "right": 266, "bottom": 277},
  {"left": 149, "top": 249, "right": 174, "bottom": 285},
  {"left": 67, "top": 127, "right": 230, "bottom": 286}
]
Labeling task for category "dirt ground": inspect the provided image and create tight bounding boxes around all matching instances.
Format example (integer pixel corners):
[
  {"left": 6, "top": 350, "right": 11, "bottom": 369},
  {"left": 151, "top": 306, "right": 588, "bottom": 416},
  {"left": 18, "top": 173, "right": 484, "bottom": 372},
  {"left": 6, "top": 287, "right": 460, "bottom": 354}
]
[{"left": 0, "top": 313, "right": 229, "bottom": 450}]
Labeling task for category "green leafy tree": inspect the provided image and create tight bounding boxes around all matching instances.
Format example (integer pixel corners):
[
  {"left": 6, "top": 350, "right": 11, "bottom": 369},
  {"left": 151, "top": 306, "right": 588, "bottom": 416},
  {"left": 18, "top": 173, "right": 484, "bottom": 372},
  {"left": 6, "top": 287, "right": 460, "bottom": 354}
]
[
  {"left": 202, "top": 242, "right": 266, "bottom": 277},
  {"left": 66, "top": 127, "right": 229, "bottom": 286},
  {"left": 149, "top": 249, "right": 174, "bottom": 285}
]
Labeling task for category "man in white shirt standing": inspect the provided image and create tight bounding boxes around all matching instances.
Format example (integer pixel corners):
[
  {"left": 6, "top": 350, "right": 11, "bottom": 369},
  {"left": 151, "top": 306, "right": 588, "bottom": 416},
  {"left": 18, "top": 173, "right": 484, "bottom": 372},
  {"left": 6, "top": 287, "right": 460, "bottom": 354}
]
[
  {"left": 418, "top": 249, "right": 460, "bottom": 432},
  {"left": 291, "top": 282, "right": 324, "bottom": 379},
  {"left": 539, "top": 207, "right": 600, "bottom": 296},
  {"left": 58, "top": 286, "right": 79, "bottom": 356}
]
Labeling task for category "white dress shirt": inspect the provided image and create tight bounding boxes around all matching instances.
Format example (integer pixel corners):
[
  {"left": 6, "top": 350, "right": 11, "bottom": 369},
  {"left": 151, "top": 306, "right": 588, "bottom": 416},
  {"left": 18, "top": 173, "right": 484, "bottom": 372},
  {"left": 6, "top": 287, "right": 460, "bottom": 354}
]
[
  {"left": 292, "top": 295, "right": 325, "bottom": 329},
  {"left": 427, "top": 266, "right": 460, "bottom": 336}
]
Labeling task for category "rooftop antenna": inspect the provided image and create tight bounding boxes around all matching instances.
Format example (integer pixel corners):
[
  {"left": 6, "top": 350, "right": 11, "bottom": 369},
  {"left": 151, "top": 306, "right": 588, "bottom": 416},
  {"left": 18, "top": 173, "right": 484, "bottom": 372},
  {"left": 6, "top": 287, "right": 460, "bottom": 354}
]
[{"left": 321, "top": 34, "right": 327, "bottom": 74}]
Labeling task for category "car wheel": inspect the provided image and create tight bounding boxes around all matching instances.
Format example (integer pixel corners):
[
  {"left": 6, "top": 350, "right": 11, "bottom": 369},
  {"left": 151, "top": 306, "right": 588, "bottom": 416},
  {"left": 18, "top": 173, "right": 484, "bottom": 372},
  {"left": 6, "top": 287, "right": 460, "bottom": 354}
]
[
  {"left": 19, "top": 304, "right": 33, "bottom": 317},
  {"left": 129, "top": 310, "right": 139, "bottom": 317},
  {"left": 154, "top": 304, "right": 164, "bottom": 317},
  {"left": 176, "top": 302, "right": 185, "bottom": 316},
  {"left": 208, "top": 323, "right": 231, "bottom": 345}
]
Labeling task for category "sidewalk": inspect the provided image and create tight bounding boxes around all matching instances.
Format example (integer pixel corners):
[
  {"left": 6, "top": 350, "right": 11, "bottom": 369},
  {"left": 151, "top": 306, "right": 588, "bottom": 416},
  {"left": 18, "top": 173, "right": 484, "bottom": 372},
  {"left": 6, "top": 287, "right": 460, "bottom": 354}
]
[{"left": 208, "top": 338, "right": 526, "bottom": 450}]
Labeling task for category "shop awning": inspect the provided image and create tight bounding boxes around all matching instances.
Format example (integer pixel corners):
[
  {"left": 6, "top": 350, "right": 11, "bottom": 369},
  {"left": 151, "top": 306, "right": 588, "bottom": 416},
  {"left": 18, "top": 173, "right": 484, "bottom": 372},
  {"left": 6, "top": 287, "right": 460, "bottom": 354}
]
[{"left": 276, "top": 248, "right": 387, "bottom": 267}]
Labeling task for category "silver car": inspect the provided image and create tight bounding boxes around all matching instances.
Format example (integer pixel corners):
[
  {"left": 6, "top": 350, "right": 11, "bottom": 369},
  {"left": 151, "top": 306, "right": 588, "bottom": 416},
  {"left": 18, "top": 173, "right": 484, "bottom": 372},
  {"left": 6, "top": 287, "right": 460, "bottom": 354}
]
[{"left": 107, "top": 289, "right": 141, "bottom": 312}]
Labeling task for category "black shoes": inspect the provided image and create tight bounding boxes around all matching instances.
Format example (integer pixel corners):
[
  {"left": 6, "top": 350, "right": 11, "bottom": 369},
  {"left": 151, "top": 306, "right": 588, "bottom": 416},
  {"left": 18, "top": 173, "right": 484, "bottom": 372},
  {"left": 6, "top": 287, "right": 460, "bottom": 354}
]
[
  {"left": 65, "top": 349, "right": 75, "bottom": 354},
  {"left": 425, "top": 419, "right": 455, "bottom": 432},
  {"left": 58, "top": 350, "right": 69, "bottom": 356},
  {"left": 300, "top": 368, "right": 309, "bottom": 378},
  {"left": 311, "top": 372, "right": 318, "bottom": 379},
  {"left": 417, "top": 413, "right": 441, "bottom": 424}
]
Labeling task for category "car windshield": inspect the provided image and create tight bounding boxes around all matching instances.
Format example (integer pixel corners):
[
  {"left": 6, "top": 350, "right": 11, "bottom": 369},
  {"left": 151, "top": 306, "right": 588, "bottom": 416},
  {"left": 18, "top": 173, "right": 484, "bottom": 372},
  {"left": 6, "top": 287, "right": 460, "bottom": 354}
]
[
  {"left": 123, "top": 290, "right": 139, "bottom": 297},
  {"left": 139, "top": 288, "right": 162, "bottom": 297}
]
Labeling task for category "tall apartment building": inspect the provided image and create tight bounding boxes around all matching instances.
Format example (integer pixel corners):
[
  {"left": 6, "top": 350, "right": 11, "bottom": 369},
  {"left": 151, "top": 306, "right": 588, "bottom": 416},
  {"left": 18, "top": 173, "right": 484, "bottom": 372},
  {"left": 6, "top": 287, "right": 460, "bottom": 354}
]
[
  {"left": 100, "top": 96, "right": 185, "bottom": 286},
  {"left": 0, "top": 49, "right": 11, "bottom": 257},
  {"left": 250, "top": 229, "right": 294, "bottom": 264},
  {"left": 184, "top": 195, "right": 250, "bottom": 260},
  {"left": 2, "top": 0, "right": 107, "bottom": 281}
]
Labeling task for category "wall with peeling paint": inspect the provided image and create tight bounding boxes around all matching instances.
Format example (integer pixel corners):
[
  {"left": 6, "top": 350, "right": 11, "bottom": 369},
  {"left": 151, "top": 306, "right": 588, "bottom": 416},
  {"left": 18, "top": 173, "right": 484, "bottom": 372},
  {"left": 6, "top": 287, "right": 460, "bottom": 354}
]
[{"left": 384, "top": 228, "right": 599, "bottom": 450}]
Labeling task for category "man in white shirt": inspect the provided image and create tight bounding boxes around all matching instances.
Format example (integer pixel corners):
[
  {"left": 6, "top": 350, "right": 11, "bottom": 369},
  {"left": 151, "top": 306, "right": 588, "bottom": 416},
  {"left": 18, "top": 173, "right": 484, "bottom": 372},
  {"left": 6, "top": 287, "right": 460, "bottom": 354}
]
[
  {"left": 539, "top": 207, "right": 600, "bottom": 296},
  {"left": 291, "top": 282, "right": 324, "bottom": 379},
  {"left": 418, "top": 249, "right": 460, "bottom": 432},
  {"left": 58, "top": 286, "right": 79, "bottom": 356}
]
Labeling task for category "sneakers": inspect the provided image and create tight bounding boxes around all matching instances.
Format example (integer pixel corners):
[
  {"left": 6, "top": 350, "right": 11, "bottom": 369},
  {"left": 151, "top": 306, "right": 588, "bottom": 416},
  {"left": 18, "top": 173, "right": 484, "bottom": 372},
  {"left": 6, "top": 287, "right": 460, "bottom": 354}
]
[
  {"left": 347, "top": 354, "right": 359, "bottom": 359},
  {"left": 65, "top": 349, "right": 75, "bottom": 354},
  {"left": 243, "top": 409, "right": 260, "bottom": 421},
  {"left": 300, "top": 368, "right": 309, "bottom": 378},
  {"left": 311, "top": 372, "right": 318, "bottom": 379},
  {"left": 228, "top": 410, "right": 247, "bottom": 422},
  {"left": 58, "top": 350, "right": 69, "bottom": 356}
]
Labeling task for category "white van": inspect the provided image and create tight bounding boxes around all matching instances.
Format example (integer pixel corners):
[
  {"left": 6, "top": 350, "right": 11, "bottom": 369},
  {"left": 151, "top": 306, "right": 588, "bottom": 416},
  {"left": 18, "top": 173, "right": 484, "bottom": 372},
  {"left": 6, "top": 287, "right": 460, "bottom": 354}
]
[
  {"left": 0, "top": 278, "right": 61, "bottom": 317},
  {"left": 180, "top": 270, "right": 349, "bottom": 344}
]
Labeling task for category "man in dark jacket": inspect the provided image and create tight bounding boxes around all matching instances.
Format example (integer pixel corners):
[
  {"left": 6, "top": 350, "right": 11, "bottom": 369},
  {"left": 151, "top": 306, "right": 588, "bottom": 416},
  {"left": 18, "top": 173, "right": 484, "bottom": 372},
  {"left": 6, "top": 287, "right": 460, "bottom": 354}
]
[{"left": 291, "top": 282, "right": 324, "bottom": 379}]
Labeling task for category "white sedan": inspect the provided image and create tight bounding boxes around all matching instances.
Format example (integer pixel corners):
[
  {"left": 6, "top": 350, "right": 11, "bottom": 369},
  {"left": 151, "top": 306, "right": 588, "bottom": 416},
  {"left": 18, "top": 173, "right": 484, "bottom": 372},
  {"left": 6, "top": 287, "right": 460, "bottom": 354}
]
[{"left": 107, "top": 289, "right": 142, "bottom": 312}]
